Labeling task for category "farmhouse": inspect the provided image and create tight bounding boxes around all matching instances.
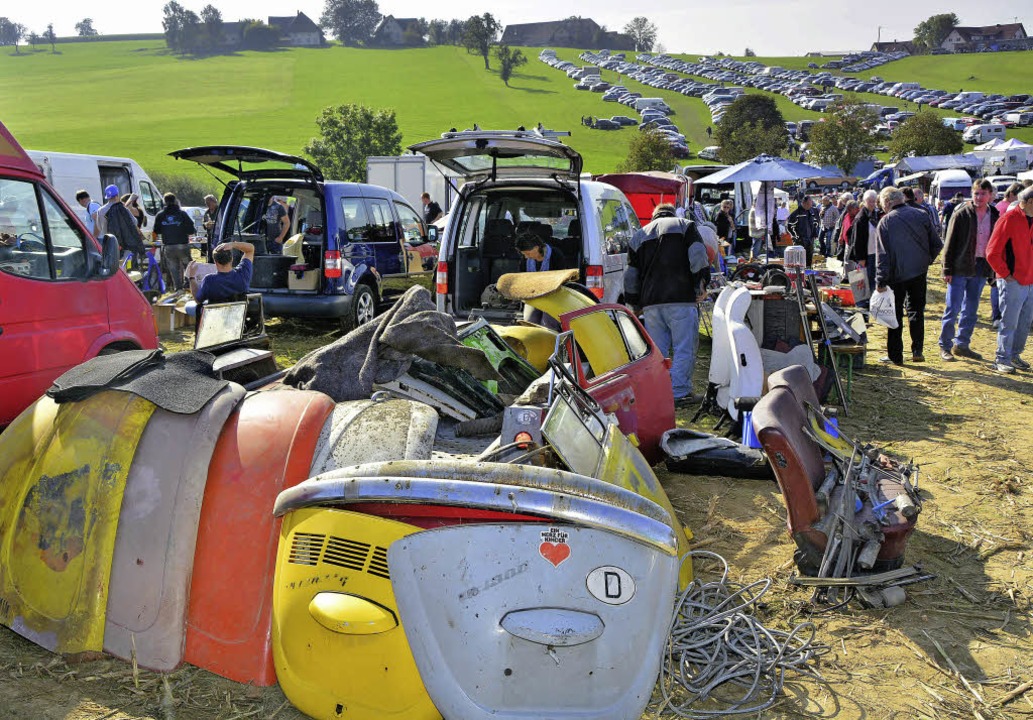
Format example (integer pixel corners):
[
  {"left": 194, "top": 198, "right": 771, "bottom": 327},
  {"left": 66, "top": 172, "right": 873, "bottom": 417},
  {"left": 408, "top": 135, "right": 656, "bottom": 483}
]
[
  {"left": 500, "top": 18, "right": 635, "bottom": 50},
  {"left": 267, "top": 11, "right": 324, "bottom": 47},
  {"left": 373, "top": 16, "right": 425, "bottom": 46},
  {"left": 940, "top": 23, "right": 1027, "bottom": 52},
  {"left": 870, "top": 40, "right": 915, "bottom": 55}
]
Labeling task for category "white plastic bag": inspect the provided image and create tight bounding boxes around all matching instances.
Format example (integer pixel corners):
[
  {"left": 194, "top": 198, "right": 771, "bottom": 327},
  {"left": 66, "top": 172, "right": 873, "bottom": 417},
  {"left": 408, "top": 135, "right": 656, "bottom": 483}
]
[{"left": 870, "top": 287, "right": 899, "bottom": 329}]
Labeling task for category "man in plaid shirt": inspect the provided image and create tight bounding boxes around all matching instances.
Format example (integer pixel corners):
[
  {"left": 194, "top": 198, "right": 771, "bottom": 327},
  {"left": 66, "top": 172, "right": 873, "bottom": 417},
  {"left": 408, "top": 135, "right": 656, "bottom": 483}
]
[{"left": 819, "top": 195, "right": 840, "bottom": 257}]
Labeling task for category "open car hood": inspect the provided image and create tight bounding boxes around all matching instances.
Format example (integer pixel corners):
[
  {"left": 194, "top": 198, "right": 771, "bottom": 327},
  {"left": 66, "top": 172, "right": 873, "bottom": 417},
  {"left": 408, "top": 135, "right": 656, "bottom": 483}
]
[
  {"left": 408, "top": 131, "right": 582, "bottom": 181},
  {"left": 169, "top": 146, "right": 323, "bottom": 183}
]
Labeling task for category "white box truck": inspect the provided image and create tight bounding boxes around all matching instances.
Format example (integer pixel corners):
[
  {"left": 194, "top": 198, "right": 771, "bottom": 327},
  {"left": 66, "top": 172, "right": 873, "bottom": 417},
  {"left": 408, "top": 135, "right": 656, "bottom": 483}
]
[
  {"left": 366, "top": 154, "right": 459, "bottom": 219},
  {"left": 26, "top": 150, "right": 164, "bottom": 230}
]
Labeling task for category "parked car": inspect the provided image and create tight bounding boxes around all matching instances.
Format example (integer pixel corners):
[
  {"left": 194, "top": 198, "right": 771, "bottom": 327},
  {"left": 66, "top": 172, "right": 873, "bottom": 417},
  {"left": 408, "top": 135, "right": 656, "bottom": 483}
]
[
  {"left": 0, "top": 121, "right": 159, "bottom": 428},
  {"left": 698, "top": 146, "right": 722, "bottom": 161},
  {"left": 611, "top": 116, "right": 639, "bottom": 126},
  {"left": 593, "top": 119, "right": 621, "bottom": 130},
  {"left": 171, "top": 146, "right": 436, "bottom": 333},
  {"left": 409, "top": 130, "right": 639, "bottom": 321}
]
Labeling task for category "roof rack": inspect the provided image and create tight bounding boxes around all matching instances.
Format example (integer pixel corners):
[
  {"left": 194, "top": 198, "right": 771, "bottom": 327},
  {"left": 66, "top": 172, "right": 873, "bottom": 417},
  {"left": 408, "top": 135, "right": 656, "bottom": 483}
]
[{"left": 439, "top": 128, "right": 572, "bottom": 141}]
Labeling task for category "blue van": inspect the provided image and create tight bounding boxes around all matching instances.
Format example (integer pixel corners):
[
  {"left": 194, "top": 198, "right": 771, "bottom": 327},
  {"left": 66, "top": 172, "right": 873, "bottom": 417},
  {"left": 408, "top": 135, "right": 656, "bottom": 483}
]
[{"left": 170, "top": 146, "right": 437, "bottom": 331}]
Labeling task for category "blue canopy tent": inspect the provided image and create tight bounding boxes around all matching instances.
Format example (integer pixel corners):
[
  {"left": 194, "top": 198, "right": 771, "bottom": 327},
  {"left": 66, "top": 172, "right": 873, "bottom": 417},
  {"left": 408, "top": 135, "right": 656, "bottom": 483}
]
[{"left": 696, "top": 155, "right": 841, "bottom": 250}]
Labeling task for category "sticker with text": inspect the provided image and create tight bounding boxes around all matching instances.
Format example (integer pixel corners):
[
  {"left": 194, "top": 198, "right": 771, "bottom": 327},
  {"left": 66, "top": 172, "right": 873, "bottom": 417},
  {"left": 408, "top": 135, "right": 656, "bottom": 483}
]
[
  {"left": 586, "top": 566, "right": 636, "bottom": 605},
  {"left": 539, "top": 527, "right": 571, "bottom": 567}
]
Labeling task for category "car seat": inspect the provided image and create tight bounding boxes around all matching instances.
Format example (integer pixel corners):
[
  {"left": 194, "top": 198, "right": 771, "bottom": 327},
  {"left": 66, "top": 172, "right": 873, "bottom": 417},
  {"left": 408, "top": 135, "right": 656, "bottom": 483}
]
[
  {"left": 552, "top": 218, "right": 582, "bottom": 268},
  {"left": 482, "top": 218, "right": 521, "bottom": 283}
]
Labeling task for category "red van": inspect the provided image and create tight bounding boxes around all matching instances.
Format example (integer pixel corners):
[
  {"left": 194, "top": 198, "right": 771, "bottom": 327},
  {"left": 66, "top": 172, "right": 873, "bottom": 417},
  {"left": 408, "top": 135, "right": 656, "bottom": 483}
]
[{"left": 0, "top": 122, "right": 157, "bottom": 428}]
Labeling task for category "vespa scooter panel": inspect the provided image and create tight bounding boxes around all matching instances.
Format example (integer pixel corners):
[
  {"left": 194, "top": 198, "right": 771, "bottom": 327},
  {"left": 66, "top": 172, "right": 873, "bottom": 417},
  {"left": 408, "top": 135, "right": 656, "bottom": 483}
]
[
  {"left": 184, "top": 388, "right": 335, "bottom": 685},
  {"left": 0, "top": 391, "right": 155, "bottom": 653},
  {"left": 273, "top": 507, "right": 440, "bottom": 720},
  {"left": 388, "top": 523, "right": 678, "bottom": 720},
  {"left": 104, "top": 384, "right": 245, "bottom": 671}
]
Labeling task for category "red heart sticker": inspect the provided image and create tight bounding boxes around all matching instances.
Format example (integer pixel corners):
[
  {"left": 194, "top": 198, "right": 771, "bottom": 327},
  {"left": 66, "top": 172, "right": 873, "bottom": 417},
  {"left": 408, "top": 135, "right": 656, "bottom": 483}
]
[{"left": 539, "top": 542, "right": 571, "bottom": 567}]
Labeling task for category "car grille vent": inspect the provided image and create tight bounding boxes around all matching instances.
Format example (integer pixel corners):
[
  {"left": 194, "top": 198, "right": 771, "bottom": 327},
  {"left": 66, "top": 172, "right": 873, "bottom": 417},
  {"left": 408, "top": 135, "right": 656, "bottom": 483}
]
[
  {"left": 366, "top": 546, "right": 391, "bottom": 579},
  {"left": 323, "top": 536, "right": 372, "bottom": 571},
  {"left": 288, "top": 532, "right": 325, "bottom": 566}
]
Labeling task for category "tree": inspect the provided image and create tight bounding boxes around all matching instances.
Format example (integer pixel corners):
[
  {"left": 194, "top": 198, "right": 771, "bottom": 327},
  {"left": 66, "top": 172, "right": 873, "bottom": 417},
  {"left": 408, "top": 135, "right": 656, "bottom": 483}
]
[
  {"left": 28, "top": 31, "right": 39, "bottom": 50},
  {"left": 889, "top": 111, "right": 963, "bottom": 158},
  {"left": 162, "top": 2, "right": 188, "bottom": 53},
  {"left": 463, "top": 13, "right": 500, "bottom": 70},
  {"left": 242, "top": 21, "right": 280, "bottom": 50},
  {"left": 446, "top": 19, "right": 464, "bottom": 45},
  {"left": 494, "top": 45, "right": 526, "bottom": 86},
  {"left": 623, "top": 17, "right": 657, "bottom": 52},
  {"left": 304, "top": 104, "right": 402, "bottom": 183},
  {"left": 0, "top": 18, "right": 27, "bottom": 53},
  {"left": 75, "top": 18, "right": 98, "bottom": 37},
  {"left": 913, "top": 13, "right": 958, "bottom": 53},
  {"left": 617, "top": 129, "right": 674, "bottom": 173},
  {"left": 427, "top": 19, "right": 447, "bottom": 45},
  {"left": 714, "top": 95, "right": 788, "bottom": 164},
  {"left": 744, "top": 47, "right": 756, "bottom": 57},
  {"left": 200, "top": 4, "right": 223, "bottom": 54},
  {"left": 45, "top": 23, "right": 56, "bottom": 52},
  {"left": 320, "top": 0, "right": 381, "bottom": 46},
  {"left": 808, "top": 99, "right": 880, "bottom": 176}
]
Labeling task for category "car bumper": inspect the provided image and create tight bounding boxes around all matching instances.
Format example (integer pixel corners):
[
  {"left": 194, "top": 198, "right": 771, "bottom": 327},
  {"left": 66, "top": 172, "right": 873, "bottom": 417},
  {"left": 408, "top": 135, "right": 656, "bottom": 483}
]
[{"left": 261, "top": 292, "right": 352, "bottom": 319}]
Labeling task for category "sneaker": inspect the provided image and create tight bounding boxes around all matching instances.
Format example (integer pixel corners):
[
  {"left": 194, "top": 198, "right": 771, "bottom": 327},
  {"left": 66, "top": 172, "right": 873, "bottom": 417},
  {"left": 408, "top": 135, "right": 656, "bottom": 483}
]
[
  {"left": 878, "top": 356, "right": 903, "bottom": 365},
  {"left": 912, "top": 353, "right": 926, "bottom": 362},
  {"left": 1012, "top": 356, "right": 1031, "bottom": 371},
  {"left": 993, "top": 362, "right": 1016, "bottom": 374},
  {"left": 939, "top": 348, "right": 956, "bottom": 362},
  {"left": 953, "top": 345, "right": 983, "bottom": 360}
]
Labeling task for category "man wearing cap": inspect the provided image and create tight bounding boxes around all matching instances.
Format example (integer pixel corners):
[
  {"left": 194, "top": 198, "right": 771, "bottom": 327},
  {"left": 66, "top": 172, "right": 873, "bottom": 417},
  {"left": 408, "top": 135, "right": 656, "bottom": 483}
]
[
  {"left": 624, "top": 203, "right": 711, "bottom": 407},
  {"left": 95, "top": 183, "right": 146, "bottom": 266}
]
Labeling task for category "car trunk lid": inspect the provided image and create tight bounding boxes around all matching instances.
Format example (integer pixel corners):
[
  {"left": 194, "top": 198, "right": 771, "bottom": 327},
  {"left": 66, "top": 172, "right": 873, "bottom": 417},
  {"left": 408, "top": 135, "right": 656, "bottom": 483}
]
[{"left": 408, "top": 131, "right": 582, "bottom": 183}]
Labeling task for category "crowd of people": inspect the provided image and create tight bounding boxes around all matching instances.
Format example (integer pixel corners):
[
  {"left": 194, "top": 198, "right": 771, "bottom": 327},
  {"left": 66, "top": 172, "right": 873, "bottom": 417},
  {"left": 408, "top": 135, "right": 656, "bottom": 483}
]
[{"left": 621, "top": 177, "right": 1033, "bottom": 407}]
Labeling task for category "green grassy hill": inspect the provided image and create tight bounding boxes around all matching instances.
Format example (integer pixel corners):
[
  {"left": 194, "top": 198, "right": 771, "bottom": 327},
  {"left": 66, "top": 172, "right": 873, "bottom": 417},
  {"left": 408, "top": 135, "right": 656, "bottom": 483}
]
[
  {"left": 3, "top": 41, "right": 1031, "bottom": 188},
  {"left": 0, "top": 41, "right": 648, "bottom": 182}
]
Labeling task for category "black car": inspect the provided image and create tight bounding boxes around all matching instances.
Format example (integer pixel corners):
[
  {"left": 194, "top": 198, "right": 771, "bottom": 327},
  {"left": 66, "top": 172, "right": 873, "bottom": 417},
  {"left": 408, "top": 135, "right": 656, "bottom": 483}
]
[
  {"left": 611, "top": 116, "right": 638, "bottom": 126},
  {"left": 593, "top": 119, "right": 621, "bottom": 130}
]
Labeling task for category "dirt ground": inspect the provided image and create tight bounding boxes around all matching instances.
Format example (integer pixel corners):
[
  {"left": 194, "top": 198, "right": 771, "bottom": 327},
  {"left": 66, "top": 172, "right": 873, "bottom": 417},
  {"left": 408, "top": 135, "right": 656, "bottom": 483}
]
[{"left": 2, "top": 279, "right": 1031, "bottom": 720}]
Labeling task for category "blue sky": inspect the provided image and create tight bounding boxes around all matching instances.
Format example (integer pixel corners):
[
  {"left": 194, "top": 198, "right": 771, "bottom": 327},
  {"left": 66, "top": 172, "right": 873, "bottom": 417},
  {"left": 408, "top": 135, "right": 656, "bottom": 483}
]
[{"left": 12, "top": 0, "right": 1033, "bottom": 56}]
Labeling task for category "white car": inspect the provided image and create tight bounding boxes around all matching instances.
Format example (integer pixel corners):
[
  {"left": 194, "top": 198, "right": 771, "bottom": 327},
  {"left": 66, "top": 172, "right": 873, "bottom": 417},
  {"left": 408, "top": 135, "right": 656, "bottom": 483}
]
[{"left": 698, "top": 146, "right": 722, "bottom": 161}]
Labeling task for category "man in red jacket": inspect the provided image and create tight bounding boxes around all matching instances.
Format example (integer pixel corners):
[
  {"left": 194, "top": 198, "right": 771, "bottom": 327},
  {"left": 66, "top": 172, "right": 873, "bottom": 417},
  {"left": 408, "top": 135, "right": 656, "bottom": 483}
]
[{"left": 986, "top": 187, "right": 1033, "bottom": 374}]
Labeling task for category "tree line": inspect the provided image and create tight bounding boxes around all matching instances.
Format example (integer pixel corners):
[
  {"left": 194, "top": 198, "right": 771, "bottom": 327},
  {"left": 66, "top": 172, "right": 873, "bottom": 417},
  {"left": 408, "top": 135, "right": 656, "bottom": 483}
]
[{"left": 0, "top": 17, "right": 97, "bottom": 53}]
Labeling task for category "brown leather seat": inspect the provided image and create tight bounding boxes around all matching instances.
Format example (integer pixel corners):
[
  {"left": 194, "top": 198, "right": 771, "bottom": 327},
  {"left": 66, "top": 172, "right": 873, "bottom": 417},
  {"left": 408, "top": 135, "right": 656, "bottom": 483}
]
[
  {"left": 752, "top": 385, "right": 916, "bottom": 573},
  {"left": 767, "top": 364, "right": 821, "bottom": 410}
]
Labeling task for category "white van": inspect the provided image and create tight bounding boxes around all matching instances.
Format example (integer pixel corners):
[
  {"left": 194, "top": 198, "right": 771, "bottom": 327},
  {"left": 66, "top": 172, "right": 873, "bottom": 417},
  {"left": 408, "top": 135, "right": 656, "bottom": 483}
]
[
  {"left": 952, "top": 91, "right": 985, "bottom": 104},
  {"left": 634, "top": 97, "right": 670, "bottom": 113},
  {"left": 26, "top": 150, "right": 163, "bottom": 230},
  {"left": 962, "top": 123, "right": 1006, "bottom": 144},
  {"left": 929, "top": 169, "right": 973, "bottom": 204},
  {"left": 409, "top": 130, "right": 638, "bottom": 321}
]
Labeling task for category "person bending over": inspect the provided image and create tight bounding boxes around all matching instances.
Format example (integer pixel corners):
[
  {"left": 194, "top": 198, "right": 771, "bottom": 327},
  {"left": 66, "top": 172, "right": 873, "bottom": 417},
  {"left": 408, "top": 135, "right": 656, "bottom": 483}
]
[{"left": 187, "top": 241, "right": 254, "bottom": 305}]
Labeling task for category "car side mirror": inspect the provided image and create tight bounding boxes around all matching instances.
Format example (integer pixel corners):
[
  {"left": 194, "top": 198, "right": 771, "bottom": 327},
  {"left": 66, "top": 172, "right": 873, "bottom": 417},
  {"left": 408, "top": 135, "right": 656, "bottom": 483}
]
[
  {"left": 426, "top": 225, "right": 439, "bottom": 243},
  {"left": 98, "top": 234, "right": 120, "bottom": 276}
]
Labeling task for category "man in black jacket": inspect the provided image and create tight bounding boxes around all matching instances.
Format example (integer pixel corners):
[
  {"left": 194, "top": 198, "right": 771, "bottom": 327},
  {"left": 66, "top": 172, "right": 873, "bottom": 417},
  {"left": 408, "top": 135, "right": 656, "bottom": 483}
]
[
  {"left": 624, "top": 204, "right": 710, "bottom": 406},
  {"left": 938, "top": 179, "right": 999, "bottom": 361},
  {"left": 153, "top": 193, "right": 196, "bottom": 293},
  {"left": 849, "top": 190, "right": 881, "bottom": 304},
  {"left": 787, "top": 195, "right": 819, "bottom": 266},
  {"left": 874, "top": 186, "right": 944, "bottom": 364}
]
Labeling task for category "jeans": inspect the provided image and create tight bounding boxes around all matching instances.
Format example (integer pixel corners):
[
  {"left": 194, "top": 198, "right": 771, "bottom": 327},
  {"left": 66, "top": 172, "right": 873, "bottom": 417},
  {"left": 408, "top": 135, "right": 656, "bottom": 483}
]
[
  {"left": 990, "top": 282, "right": 1001, "bottom": 322},
  {"left": 751, "top": 235, "right": 764, "bottom": 258},
  {"left": 643, "top": 303, "right": 700, "bottom": 399},
  {"left": 996, "top": 278, "right": 1033, "bottom": 365},
  {"left": 819, "top": 227, "right": 834, "bottom": 256},
  {"left": 939, "top": 274, "right": 987, "bottom": 350},
  {"left": 162, "top": 244, "right": 192, "bottom": 292},
  {"left": 887, "top": 274, "right": 928, "bottom": 363}
]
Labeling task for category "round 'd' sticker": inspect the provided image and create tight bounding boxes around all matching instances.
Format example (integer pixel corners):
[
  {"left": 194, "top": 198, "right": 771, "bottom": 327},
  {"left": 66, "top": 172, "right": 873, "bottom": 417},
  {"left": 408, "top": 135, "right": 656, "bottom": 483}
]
[{"left": 586, "top": 566, "right": 636, "bottom": 605}]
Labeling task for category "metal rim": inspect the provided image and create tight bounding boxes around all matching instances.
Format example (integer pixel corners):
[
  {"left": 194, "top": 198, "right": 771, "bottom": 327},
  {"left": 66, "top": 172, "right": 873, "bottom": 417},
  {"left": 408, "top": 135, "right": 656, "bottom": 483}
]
[{"left": 355, "top": 289, "right": 375, "bottom": 326}]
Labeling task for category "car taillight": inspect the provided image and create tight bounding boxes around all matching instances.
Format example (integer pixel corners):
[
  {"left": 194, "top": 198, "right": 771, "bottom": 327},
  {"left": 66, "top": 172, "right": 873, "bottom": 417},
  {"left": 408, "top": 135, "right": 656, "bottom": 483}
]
[
  {"left": 324, "top": 250, "right": 342, "bottom": 278},
  {"left": 436, "top": 261, "right": 448, "bottom": 295},
  {"left": 514, "top": 431, "right": 533, "bottom": 448},
  {"left": 586, "top": 264, "right": 604, "bottom": 299}
]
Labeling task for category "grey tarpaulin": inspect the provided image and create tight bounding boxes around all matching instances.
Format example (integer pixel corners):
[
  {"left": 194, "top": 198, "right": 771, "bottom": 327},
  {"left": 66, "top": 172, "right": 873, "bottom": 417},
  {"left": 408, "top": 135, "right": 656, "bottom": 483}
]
[{"left": 283, "top": 286, "right": 501, "bottom": 402}]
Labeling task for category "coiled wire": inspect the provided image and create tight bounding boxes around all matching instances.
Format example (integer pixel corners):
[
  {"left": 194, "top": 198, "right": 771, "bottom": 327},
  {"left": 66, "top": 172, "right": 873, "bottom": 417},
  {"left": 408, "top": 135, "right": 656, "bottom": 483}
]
[{"left": 657, "top": 551, "right": 830, "bottom": 717}]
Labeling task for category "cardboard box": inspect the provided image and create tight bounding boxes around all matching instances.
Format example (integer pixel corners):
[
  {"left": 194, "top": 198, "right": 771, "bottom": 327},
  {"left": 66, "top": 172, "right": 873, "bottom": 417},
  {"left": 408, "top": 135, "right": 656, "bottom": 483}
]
[
  {"left": 288, "top": 268, "right": 320, "bottom": 291},
  {"left": 153, "top": 302, "right": 193, "bottom": 335}
]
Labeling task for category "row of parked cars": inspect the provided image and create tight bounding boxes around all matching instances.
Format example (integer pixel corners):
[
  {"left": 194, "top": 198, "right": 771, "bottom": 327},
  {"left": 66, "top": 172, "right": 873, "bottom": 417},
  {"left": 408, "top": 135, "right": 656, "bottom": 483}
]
[{"left": 539, "top": 50, "right": 692, "bottom": 158}]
